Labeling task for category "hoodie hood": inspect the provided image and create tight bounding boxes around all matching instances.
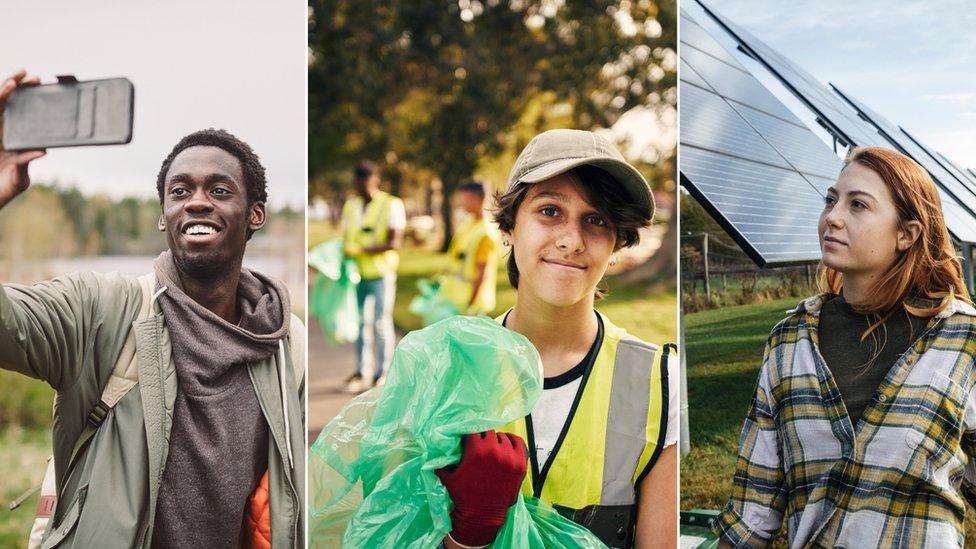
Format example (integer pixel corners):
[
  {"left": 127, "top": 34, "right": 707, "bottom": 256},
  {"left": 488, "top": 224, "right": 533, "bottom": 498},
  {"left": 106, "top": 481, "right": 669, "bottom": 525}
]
[{"left": 153, "top": 250, "right": 290, "bottom": 367}]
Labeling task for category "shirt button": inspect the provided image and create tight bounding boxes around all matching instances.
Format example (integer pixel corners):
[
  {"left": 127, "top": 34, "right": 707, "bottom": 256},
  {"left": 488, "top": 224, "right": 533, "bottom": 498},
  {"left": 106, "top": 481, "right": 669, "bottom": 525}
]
[{"left": 878, "top": 394, "right": 888, "bottom": 402}]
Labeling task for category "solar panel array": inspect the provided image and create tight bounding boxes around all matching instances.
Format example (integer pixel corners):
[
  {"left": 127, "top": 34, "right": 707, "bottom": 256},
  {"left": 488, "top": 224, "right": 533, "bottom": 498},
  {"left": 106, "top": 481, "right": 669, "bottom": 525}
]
[
  {"left": 697, "top": 0, "right": 976, "bottom": 245},
  {"left": 696, "top": 1, "right": 884, "bottom": 150},
  {"left": 679, "top": 9, "right": 843, "bottom": 266}
]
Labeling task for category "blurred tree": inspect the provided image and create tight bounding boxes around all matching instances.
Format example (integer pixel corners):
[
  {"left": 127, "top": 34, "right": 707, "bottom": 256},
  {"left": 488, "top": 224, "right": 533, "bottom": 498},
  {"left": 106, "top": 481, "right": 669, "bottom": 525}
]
[
  {"left": 0, "top": 187, "right": 76, "bottom": 279},
  {"left": 0, "top": 184, "right": 299, "bottom": 264},
  {"left": 308, "top": 0, "right": 676, "bottom": 248}
]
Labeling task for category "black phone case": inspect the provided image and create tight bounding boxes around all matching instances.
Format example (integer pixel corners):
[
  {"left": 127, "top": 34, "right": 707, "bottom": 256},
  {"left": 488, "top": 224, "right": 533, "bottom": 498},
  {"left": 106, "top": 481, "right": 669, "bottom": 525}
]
[{"left": 2, "top": 77, "right": 134, "bottom": 150}]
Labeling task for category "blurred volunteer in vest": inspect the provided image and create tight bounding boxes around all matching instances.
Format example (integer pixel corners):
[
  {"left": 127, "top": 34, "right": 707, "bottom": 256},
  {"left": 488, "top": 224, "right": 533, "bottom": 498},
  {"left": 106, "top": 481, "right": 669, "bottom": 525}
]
[
  {"left": 715, "top": 148, "right": 976, "bottom": 548},
  {"left": 341, "top": 161, "right": 406, "bottom": 392},
  {"left": 436, "top": 130, "right": 678, "bottom": 549},
  {"left": 0, "top": 70, "right": 304, "bottom": 548},
  {"left": 437, "top": 180, "right": 500, "bottom": 316}
]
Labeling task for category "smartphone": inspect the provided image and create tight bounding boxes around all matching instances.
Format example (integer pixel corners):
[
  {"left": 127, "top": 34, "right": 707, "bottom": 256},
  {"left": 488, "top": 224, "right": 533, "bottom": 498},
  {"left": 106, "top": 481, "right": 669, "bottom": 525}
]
[{"left": 2, "top": 76, "right": 134, "bottom": 150}]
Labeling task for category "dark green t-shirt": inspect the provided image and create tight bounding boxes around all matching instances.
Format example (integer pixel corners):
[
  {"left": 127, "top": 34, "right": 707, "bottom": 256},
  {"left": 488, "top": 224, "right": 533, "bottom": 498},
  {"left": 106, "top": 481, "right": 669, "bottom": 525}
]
[{"left": 818, "top": 294, "right": 929, "bottom": 428}]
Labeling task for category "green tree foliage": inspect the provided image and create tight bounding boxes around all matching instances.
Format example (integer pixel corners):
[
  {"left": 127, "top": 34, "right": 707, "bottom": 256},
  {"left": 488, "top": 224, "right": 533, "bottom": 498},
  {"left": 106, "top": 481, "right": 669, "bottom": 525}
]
[
  {"left": 0, "top": 187, "right": 77, "bottom": 268},
  {"left": 308, "top": 0, "right": 676, "bottom": 243}
]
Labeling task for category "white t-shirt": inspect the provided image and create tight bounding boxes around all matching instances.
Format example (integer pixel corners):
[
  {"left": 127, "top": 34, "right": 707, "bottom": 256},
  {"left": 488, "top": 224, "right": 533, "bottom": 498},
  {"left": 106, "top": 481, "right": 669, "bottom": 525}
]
[
  {"left": 531, "top": 376, "right": 584, "bottom": 468},
  {"left": 530, "top": 342, "right": 679, "bottom": 472},
  {"left": 386, "top": 197, "right": 407, "bottom": 231}
]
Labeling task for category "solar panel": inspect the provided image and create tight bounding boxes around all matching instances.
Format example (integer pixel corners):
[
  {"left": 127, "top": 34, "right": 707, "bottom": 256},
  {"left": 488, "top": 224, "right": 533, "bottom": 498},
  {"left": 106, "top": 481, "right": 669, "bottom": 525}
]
[
  {"left": 679, "top": 14, "right": 742, "bottom": 67},
  {"left": 682, "top": 44, "right": 797, "bottom": 122},
  {"left": 696, "top": 0, "right": 976, "bottom": 245},
  {"left": 902, "top": 130, "right": 976, "bottom": 200},
  {"left": 934, "top": 150, "right": 976, "bottom": 189},
  {"left": 679, "top": 9, "right": 842, "bottom": 266},
  {"left": 896, "top": 132, "right": 976, "bottom": 196}
]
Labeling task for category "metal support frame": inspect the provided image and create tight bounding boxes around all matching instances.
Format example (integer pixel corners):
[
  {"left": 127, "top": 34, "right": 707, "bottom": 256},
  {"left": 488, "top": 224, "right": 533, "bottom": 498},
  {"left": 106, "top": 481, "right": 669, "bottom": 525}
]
[
  {"left": 962, "top": 242, "right": 975, "bottom": 295},
  {"left": 679, "top": 305, "right": 690, "bottom": 457}
]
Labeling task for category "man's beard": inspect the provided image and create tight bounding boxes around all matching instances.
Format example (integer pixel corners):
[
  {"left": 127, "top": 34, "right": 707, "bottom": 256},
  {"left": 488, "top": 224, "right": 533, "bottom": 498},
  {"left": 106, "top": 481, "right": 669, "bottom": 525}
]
[{"left": 173, "top": 248, "right": 236, "bottom": 282}]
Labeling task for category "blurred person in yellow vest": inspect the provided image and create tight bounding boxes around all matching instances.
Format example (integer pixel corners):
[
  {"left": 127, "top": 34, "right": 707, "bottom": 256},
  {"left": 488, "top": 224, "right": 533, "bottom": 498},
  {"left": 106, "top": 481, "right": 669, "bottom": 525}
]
[
  {"left": 341, "top": 161, "right": 406, "bottom": 392},
  {"left": 437, "top": 180, "right": 500, "bottom": 316}
]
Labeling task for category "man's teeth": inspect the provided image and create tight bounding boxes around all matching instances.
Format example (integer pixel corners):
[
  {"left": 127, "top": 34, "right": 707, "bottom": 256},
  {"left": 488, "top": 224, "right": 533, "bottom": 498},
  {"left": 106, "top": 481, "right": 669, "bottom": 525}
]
[{"left": 185, "top": 225, "right": 217, "bottom": 235}]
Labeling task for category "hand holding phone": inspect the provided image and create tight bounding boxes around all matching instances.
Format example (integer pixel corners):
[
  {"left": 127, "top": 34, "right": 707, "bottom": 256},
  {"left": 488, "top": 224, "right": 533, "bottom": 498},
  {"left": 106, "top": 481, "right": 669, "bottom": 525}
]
[
  {"left": 3, "top": 75, "right": 134, "bottom": 151},
  {"left": 0, "top": 70, "right": 46, "bottom": 211}
]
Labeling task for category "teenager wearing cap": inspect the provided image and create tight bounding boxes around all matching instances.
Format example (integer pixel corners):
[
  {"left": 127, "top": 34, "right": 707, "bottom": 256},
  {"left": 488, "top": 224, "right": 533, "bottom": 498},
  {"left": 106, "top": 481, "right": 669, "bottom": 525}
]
[
  {"left": 437, "top": 129, "right": 678, "bottom": 549},
  {"left": 340, "top": 161, "right": 406, "bottom": 392}
]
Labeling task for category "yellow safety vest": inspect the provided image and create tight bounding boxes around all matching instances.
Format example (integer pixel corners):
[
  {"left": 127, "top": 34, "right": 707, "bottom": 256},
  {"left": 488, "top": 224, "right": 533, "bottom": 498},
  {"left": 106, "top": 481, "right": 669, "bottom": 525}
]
[
  {"left": 341, "top": 191, "right": 401, "bottom": 280},
  {"left": 498, "top": 311, "right": 671, "bottom": 546},
  {"left": 438, "top": 216, "right": 499, "bottom": 315}
]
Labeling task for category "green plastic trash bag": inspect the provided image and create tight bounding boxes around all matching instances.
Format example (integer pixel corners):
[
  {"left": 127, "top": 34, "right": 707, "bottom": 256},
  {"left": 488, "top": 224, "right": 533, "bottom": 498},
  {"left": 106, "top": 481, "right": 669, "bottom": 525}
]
[
  {"left": 308, "top": 239, "right": 347, "bottom": 281},
  {"left": 309, "top": 316, "right": 606, "bottom": 548},
  {"left": 408, "top": 278, "right": 460, "bottom": 327},
  {"left": 309, "top": 239, "right": 360, "bottom": 344}
]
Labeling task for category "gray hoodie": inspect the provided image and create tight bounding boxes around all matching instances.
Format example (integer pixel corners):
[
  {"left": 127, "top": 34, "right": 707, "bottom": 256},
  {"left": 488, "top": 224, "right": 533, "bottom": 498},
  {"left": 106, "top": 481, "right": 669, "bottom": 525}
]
[{"left": 152, "top": 251, "right": 290, "bottom": 548}]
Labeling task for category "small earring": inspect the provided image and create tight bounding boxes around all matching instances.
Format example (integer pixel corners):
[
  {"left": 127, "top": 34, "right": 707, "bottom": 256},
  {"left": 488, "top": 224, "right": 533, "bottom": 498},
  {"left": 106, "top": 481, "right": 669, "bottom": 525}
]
[
  {"left": 503, "top": 239, "right": 510, "bottom": 246},
  {"left": 610, "top": 255, "right": 617, "bottom": 266}
]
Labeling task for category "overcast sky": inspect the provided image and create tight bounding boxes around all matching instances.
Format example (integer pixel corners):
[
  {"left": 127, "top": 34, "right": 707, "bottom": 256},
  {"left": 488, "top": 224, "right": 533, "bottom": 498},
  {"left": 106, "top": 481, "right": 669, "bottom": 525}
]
[
  {"left": 697, "top": 0, "right": 976, "bottom": 170},
  {"left": 0, "top": 0, "right": 306, "bottom": 208}
]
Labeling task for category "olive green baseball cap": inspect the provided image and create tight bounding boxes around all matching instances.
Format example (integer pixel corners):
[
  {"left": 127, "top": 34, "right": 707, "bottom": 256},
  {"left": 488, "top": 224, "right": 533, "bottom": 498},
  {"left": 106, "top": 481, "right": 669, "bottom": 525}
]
[{"left": 506, "top": 129, "right": 655, "bottom": 221}]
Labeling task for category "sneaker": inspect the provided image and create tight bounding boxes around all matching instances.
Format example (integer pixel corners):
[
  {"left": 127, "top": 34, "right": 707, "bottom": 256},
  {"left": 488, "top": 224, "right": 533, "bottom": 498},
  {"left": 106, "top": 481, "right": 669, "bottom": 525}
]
[{"left": 344, "top": 374, "right": 366, "bottom": 393}]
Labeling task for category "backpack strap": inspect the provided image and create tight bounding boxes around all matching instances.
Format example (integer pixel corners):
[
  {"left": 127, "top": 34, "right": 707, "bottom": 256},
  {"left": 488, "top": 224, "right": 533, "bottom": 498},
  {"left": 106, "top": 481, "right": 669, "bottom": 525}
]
[
  {"left": 287, "top": 313, "right": 305, "bottom": 391},
  {"left": 61, "top": 274, "right": 159, "bottom": 497},
  {"left": 92, "top": 273, "right": 158, "bottom": 416}
]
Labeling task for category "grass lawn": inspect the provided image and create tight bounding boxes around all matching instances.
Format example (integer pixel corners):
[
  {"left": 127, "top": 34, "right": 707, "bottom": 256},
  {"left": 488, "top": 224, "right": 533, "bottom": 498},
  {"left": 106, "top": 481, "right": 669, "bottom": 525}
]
[
  {"left": 308, "top": 220, "right": 339, "bottom": 250},
  {"left": 0, "top": 427, "right": 50, "bottom": 547},
  {"left": 0, "top": 371, "right": 55, "bottom": 547},
  {"left": 681, "top": 297, "right": 796, "bottom": 513},
  {"left": 682, "top": 298, "right": 976, "bottom": 546}
]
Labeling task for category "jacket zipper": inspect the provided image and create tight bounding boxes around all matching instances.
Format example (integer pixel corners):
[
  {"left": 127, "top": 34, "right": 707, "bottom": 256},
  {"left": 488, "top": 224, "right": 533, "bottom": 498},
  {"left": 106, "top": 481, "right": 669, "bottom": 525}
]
[{"left": 248, "top": 364, "right": 300, "bottom": 547}]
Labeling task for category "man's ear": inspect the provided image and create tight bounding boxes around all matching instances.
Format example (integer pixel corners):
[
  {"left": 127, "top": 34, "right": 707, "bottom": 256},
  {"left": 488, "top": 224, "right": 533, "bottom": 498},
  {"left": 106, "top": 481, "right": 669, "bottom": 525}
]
[
  {"left": 158, "top": 214, "right": 166, "bottom": 232},
  {"left": 897, "top": 220, "right": 922, "bottom": 252},
  {"left": 249, "top": 202, "right": 267, "bottom": 233}
]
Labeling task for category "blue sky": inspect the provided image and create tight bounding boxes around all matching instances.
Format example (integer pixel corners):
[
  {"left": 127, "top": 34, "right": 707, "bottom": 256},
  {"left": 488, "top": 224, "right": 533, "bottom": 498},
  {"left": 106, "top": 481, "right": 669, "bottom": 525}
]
[
  {"left": 697, "top": 0, "right": 976, "bottom": 170},
  {"left": 0, "top": 1, "right": 306, "bottom": 208}
]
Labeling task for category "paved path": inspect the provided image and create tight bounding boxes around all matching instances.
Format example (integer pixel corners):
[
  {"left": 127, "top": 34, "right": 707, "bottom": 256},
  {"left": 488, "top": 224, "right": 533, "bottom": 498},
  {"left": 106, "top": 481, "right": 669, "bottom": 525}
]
[{"left": 306, "top": 317, "right": 402, "bottom": 444}]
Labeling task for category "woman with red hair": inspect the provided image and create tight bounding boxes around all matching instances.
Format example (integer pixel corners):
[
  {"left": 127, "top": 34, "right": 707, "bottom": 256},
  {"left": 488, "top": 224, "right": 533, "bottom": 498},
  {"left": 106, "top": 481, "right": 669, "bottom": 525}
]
[{"left": 715, "top": 147, "right": 976, "bottom": 548}]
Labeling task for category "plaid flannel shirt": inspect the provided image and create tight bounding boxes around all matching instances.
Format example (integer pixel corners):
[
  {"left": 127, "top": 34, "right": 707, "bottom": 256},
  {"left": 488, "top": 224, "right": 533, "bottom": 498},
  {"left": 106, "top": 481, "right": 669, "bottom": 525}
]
[{"left": 714, "top": 294, "right": 976, "bottom": 548}]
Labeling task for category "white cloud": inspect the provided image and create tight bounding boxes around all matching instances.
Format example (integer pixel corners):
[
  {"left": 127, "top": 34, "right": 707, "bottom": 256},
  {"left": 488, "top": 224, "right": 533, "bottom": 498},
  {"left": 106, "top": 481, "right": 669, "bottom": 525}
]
[{"left": 920, "top": 93, "right": 976, "bottom": 102}]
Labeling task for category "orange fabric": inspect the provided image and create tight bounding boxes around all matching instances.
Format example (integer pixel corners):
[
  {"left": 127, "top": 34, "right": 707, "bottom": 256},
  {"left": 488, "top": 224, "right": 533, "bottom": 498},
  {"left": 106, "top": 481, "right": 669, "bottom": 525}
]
[{"left": 245, "top": 470, "right": 272, "bottom": 549}]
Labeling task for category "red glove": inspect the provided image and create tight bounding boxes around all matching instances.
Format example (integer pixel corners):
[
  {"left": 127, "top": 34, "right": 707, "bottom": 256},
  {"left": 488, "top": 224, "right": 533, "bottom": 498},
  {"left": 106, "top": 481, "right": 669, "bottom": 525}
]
[{"left": 436, "top": 430, "right": 528, "bottom": 546}]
